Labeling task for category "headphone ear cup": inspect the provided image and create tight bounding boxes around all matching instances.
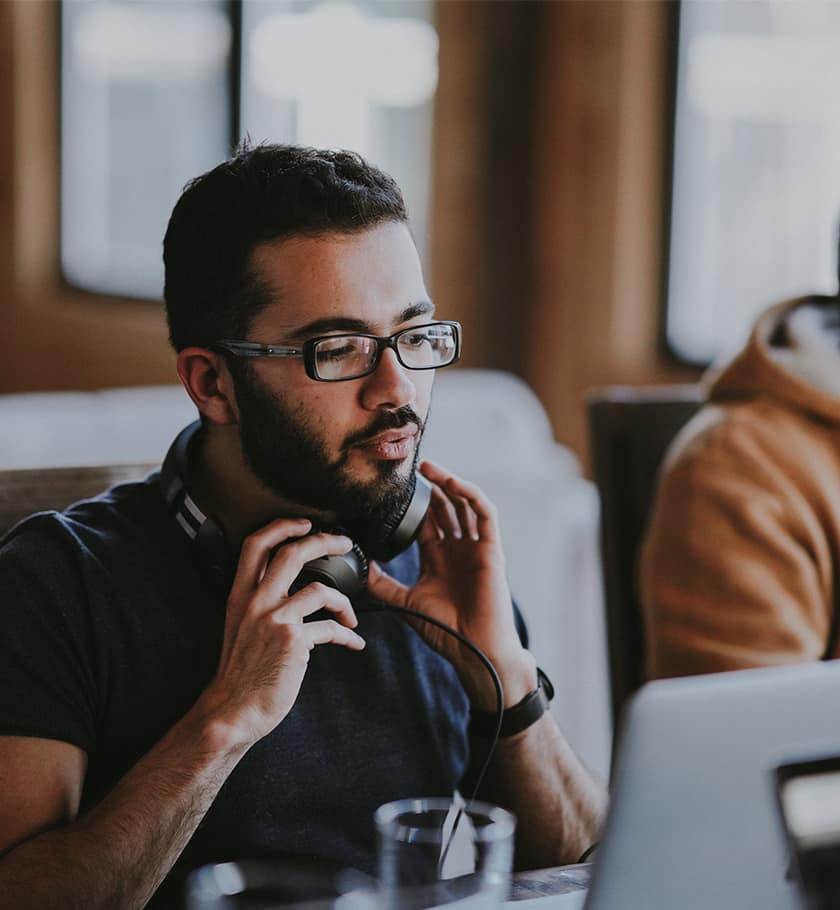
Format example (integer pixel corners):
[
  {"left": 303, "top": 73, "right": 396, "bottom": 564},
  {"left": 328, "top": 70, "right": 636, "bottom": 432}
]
[
  {"left": 294, "top": 535, "right": 369, "bottom": 600},
  {"left": 373, "top": 472, "right": 432, "bottom": 561}
]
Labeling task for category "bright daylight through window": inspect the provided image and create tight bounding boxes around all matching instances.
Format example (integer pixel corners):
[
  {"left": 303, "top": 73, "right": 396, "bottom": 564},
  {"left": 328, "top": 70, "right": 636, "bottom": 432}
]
[
  {"left": 667, "top": 0, "right": 840, "bottom": 365},
  {"left": 60, "top": 0, "right": 437, "bottom": 301}
]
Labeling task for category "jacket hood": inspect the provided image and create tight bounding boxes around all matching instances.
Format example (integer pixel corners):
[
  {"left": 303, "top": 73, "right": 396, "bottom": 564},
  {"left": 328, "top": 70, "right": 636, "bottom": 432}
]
[{"left": 706, "top": 294, "right": 840, "bottom": 425}]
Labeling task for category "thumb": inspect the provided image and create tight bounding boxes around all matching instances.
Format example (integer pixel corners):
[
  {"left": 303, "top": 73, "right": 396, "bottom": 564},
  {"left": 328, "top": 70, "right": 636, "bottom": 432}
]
[{"left": 367, "top": 560, "right": 410, "bottom": 608}]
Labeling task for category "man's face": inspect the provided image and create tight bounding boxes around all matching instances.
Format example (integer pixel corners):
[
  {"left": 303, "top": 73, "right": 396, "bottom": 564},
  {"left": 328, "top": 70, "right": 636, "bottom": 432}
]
[{"left": 231, "top": 221, "right": 436, "bottom": 556}]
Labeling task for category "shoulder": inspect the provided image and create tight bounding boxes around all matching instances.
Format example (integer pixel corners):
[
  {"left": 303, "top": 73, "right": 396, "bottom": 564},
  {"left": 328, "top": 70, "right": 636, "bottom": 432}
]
[
  {"left": 663, "top": 399, "right": 838, "bottom": 489},
  {"left": 0, "top": 474, "right": 168, "bottom": 573},
  {"left": 649, "top": 400, "right": 840, "bottom": 545}
]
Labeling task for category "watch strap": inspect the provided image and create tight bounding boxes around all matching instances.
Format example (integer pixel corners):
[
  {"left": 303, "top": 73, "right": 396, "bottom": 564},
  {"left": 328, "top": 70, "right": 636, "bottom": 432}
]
[{"left": 469, "top": 667, "right": 554, "bottom": 738}]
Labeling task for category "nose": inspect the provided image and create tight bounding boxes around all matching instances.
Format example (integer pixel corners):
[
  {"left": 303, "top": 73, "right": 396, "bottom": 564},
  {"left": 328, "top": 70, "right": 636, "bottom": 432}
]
[{"left": 359, "top": 347, "right": 416, "bottom": 411}]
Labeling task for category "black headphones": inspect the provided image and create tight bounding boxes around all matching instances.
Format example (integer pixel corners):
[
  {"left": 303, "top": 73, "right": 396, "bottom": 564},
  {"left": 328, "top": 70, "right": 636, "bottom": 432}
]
[{"left": 159, "top": 421, "right": 431, "bottom": 599}]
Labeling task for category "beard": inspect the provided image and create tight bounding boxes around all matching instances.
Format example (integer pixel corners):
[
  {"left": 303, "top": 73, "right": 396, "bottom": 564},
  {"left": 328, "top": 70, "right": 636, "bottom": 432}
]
[{"left": 232, "top": 365, "right": 426, "bottom": 559}]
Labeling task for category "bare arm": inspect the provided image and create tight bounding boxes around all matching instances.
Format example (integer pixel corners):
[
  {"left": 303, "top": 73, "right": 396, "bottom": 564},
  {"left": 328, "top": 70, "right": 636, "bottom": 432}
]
[
  {"left": 0, "top": 519, "right": 366, "bottom": 910},
  {"left": 0, "top": 705, "right": 250, "bottom": 909},
  {"left": 474, "top": 715, "right": 606, "bottom": 869},
  {"left": 367, "top": 461, "right": 607, "bottom": 870}
]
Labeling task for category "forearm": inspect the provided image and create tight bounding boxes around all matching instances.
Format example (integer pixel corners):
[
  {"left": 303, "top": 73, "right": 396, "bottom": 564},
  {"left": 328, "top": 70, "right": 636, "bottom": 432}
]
[
  {"left": 474, "top": 714, "right": 607, "bottom": 870},
  {"left": 0, "top": 702, "right": 249, "bottom": 910}
]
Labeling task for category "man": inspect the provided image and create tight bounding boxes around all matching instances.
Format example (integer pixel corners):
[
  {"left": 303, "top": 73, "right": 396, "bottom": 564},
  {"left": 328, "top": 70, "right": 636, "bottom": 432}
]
[
  {"left": 641, "top": 252, "right": 840, "bottom": 679},
  {"left": 0, "top": 144, "right": 605, "bottom": 908}
]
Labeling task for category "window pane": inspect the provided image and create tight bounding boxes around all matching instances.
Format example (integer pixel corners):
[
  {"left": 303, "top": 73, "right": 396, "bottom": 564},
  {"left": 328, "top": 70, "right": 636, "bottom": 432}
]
[
  {"left": 61, "top": 0, "right": 232, "bottom": 300},
  {"left": 240, "top": 0, "right": 437, "bottom": 264},
  {"left": 667, "top": 0, "right": 840, "bottom": 364}
]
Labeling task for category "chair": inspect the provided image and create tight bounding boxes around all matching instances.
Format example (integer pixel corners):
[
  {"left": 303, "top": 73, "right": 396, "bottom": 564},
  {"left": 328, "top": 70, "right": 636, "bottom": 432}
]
[
  {"left": 587, "top": 385, "right": 704, "bottom": 736},
  {"left": 0, "top": 464, "right": 158, "bottom": 538}
]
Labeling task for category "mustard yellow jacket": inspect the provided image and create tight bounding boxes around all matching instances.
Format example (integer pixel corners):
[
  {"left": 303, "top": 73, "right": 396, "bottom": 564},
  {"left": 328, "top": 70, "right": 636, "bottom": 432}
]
[{"left": 640, "top": 295, "right": 840, "bottom": 679}]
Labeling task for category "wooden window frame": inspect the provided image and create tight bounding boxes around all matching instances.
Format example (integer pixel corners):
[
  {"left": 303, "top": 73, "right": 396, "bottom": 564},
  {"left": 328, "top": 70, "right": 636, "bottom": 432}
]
[{"left": 1, "top": 1, "right": 179, "bottom": 393}]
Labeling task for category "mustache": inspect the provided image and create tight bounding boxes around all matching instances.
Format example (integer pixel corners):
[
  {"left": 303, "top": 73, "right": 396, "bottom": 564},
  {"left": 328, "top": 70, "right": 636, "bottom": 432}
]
[{"left": 342, "top": 406, "right": 425, "bottom": 451}]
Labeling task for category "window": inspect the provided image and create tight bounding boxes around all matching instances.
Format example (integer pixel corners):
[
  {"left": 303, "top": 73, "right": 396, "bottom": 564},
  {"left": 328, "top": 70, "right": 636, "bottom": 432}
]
[
  {"left": 666, "top": 0, "right": 840, "bottom": 365},
  {"left": 60, "top": 0, "right": 438, "bottom": 301},
  {"left": 60, "top": 1, "right": 233, "bottom": 300}
]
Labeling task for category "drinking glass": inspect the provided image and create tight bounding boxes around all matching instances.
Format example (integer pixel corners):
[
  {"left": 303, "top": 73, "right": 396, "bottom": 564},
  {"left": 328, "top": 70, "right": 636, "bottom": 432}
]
[{"left": 375, "top": 797, "right": 516, "bottom": 909}]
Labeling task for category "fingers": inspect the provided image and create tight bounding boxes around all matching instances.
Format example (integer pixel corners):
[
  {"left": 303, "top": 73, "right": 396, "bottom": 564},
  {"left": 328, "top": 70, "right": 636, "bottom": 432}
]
[
  {"left": 280, "top": 581, "right": 358, "bottom": 628},
  {"left": 230, "top": 517, "right": 313, "bottom": 603},
  {"left": 241, "top": 529, "right": 363, "bottom": 629},
  {"left": 225, "top": 560, "right": 365, "bottom": 679},
  {"left": 230, "top": 521, "right": 354, "bottom": 616},
  {"left": 430, "top": 484, "right": 462, "bottom": 539},
  {"left": 300, "top": 618, "right": 366, "bottom": 651},
  {"left": 259, "top": 531, "right": 354, "bottom": 605},
  {"left": 264, "top": 585, "right": 365, "bottom": 653},
  {"left": 430, "top": 483, "right": 480, "bottom": 541},
  {"left": 452, "top": 491, "right": 479, "bottom": 540},
  {"left": 420, "top": 460, "right": 497, "bottom": 543}
]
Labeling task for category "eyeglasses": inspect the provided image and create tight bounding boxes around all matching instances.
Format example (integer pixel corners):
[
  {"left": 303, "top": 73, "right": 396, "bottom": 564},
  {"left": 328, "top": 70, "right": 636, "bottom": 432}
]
[{"left": 212, "top": 320, "right": 461, "bottom": 382}]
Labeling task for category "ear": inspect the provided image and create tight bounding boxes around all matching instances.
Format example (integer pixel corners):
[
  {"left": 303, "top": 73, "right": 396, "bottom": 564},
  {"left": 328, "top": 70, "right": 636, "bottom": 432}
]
[{"left": 176, "top": 347, "right": 239, "bottom": 425}]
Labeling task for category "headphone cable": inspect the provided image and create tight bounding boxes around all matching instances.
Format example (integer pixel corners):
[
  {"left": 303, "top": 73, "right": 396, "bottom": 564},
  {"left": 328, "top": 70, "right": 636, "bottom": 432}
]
[{"left": 359, "top": 602, "right": 504, "bottom": 875}]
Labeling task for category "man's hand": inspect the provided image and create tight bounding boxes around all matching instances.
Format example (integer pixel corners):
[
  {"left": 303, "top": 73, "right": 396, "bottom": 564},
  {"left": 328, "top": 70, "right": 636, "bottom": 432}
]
[
  {"left": 200, "top": 518, "right": 366, "bottom": 745},
  {"left": 367, "top": 461, "right": 536, "bottom": 710}
]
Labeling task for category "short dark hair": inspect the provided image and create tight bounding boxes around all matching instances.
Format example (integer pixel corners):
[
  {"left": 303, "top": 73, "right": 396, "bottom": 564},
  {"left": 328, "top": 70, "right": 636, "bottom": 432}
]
[{"left": 163, "top": 143, "right": 408, "bottom": 351}]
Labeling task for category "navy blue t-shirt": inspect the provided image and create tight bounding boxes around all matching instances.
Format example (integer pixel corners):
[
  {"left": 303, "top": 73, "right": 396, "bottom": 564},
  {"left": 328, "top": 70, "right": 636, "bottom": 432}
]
[{"left": 0, "top": 475, "right": 518, "bottom": 905}]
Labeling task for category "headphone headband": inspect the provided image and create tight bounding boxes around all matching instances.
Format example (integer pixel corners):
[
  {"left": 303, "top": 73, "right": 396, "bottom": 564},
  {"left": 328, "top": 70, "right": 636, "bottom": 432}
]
[
  {"left": 160, "top": 421, "right": 231, "bottom": 584},
  {"left": 160, "top": 420, "right": 201, "bottom": 508}
]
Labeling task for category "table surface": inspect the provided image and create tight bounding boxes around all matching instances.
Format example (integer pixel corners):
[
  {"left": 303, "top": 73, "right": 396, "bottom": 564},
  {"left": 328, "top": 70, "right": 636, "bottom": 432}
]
[
  {"left": 509, "top": 864, "right": 592, "bottom": 901},
  {"left": 176, "top": 860, "right": 593, "bottom": 907}
]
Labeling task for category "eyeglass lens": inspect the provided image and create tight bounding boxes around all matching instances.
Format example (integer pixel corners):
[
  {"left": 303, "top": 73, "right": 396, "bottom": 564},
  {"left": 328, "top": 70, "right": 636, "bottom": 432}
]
[{"left": 313, "top": 324, "right": 457, "bottom": 380}]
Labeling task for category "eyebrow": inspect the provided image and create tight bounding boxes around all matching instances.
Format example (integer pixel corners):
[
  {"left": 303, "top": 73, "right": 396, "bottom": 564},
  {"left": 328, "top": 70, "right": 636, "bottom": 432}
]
[{"left": 287, "top": 300, "right": 435, "bottom": 340}]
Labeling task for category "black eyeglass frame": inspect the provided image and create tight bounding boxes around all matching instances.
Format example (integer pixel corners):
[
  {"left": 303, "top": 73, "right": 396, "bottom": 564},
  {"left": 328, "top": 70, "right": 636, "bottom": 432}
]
[{"left": 212, "top": 320, "right": 462, "bottom": 382}]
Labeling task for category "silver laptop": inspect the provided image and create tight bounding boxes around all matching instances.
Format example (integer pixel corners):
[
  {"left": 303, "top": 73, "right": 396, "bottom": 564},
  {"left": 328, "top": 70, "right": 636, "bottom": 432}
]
[{"left": 583, "top": 660, "right": 840, "bottom": 910}]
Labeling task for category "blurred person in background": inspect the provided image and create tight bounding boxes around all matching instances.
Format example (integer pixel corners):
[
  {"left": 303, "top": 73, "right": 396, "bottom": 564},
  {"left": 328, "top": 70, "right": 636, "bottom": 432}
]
[{"left": 641, "top": 226, "right": 840, "bottom": 679}]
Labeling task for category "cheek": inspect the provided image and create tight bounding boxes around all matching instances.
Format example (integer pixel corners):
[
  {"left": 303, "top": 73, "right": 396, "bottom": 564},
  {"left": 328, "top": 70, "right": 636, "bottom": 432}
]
[{"left": 290, "top": 389, "right": 358, "bottom": 447}]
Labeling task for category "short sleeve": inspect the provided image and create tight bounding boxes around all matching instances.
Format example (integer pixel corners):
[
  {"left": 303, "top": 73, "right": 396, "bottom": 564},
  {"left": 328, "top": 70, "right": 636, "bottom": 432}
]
[{"left": 0, "top": 515, "right": 99, "bottom": 752}]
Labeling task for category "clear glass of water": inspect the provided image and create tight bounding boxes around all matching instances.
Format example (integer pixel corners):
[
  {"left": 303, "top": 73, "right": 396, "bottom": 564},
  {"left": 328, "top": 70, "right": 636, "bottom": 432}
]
[{"left": 375, "top": 797, "right": 516, "bottom": 910}]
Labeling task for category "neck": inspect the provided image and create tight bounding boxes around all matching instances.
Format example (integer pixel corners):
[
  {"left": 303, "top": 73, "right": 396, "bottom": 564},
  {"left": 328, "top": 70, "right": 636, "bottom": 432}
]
[{"left": 190, "top": 423, "right": 338, "bottom": 548}]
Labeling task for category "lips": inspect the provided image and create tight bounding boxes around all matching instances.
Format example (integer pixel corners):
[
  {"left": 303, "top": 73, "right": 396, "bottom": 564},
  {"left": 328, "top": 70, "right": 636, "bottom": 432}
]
[{"left": 356, "top": 427, "right": 417, "bottom": 460}]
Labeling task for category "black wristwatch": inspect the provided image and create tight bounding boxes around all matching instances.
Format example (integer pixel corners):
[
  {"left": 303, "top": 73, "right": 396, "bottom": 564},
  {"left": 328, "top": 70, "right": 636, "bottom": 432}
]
[{"left": 469, "top": 667, "right": 554, "bottom": 738}]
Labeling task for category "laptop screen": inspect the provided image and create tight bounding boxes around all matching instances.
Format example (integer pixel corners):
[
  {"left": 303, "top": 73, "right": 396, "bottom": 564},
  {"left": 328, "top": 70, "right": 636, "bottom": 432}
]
[{"left": 583, "top": 661, "right": 840, "bottom": 910}]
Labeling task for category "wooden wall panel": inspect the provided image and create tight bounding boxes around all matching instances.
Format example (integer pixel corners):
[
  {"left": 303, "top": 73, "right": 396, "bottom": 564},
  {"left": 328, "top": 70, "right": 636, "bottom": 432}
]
[{"left": 432, "top": 0, "right": 699, "bottom": 465}]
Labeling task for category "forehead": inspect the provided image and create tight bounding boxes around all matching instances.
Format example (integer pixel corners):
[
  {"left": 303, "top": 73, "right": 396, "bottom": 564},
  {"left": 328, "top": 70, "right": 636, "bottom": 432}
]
[{"left": 247, "top": 221, "right": 431, "bottom": 337}]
